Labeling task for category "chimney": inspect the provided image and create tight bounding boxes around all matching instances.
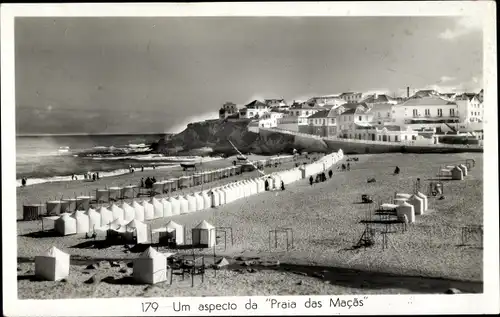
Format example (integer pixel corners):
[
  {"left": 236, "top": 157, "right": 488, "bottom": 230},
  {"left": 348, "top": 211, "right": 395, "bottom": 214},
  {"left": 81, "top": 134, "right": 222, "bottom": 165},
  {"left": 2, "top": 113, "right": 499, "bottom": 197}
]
[{"left": 407, "top": 87, "right": 410, "bottom": 98}]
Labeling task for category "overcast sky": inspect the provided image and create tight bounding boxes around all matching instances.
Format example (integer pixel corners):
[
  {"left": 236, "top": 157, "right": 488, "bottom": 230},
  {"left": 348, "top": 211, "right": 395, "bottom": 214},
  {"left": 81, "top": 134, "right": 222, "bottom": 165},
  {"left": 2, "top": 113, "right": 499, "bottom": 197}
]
[{"left": 15, "top": 16, "right": 482, "bottom": 135}]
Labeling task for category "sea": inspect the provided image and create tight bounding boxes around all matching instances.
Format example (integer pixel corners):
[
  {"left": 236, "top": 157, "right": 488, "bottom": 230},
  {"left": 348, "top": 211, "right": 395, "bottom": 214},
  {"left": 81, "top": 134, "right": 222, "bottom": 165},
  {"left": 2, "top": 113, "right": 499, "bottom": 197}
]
[{"left": 15, "top": 134, "right": 218, "bottom": 187}]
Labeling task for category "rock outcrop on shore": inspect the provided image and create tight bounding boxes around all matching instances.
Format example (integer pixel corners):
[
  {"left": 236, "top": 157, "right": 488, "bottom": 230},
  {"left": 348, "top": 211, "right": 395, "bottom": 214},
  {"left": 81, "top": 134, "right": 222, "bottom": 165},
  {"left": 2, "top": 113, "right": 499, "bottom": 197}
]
[{"left": 152, "top": 119, "right": 329, "bottom": 156}]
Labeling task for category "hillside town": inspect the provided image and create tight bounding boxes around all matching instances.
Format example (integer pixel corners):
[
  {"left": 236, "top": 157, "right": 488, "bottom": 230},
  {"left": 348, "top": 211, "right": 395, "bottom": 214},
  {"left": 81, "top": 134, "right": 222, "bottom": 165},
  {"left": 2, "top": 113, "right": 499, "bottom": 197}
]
[{"left": 219, "top": 88, "right": 484, "bottom": 145}]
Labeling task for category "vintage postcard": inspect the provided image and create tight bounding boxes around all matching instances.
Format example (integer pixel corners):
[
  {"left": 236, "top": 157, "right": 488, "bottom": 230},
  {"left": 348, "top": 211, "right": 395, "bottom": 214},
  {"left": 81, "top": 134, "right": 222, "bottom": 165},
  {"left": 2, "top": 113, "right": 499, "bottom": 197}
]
[{"left": 1, "top": 2, "right": 498, "bottom": 316}]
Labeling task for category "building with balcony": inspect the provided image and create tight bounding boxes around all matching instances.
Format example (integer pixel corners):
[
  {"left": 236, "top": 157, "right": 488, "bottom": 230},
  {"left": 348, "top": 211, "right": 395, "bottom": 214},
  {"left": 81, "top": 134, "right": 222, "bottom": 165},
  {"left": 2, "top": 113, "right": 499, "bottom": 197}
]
[{"left": 392, "top": 96, "right": 460, "bottom": 128}]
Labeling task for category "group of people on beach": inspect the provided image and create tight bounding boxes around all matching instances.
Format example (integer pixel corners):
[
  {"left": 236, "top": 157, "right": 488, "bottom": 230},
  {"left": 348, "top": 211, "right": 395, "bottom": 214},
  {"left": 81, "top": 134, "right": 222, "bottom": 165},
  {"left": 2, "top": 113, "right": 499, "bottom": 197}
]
[
  {"left": 309, "top": 169, "right": 334, "bottom": 186},
  {"left": 140, "top": 176, "right": 157, "bottom": 189}
]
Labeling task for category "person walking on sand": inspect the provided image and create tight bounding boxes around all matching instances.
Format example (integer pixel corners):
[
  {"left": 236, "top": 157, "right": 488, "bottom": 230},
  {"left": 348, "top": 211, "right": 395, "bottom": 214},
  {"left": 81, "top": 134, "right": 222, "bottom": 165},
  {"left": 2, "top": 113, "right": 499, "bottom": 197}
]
[
  {"left": 394, "top": 166, "right": 400, "bottom": 175},
  {"left": 347, "top": 163, "right": 350, "bottom": 171},
  {"left": 21, "top": 177, "right": 27, "bottom": 187},
  {"left": 140, "top": 177, "right": 144, "bottom": 188},
  {"left": 92, "top": 173, "right": 96, "bottom": 181},
  {"left": 309, "top": 175, "right": 314, "bottom": 186},
  {"left": 96, "top": 172, "right": 100, "bottom": 180},
  {"left": 141, "top": 165, "right": 144, "bottom": 172},
  {"left": 281, "top": 180, "right": 285, "bottom": 191},
  {"left": 328, "top": 170, "right": 333, "bottom": 179},
  {"left": 264, "top": 179, "right": 269, "bottom": 191}
]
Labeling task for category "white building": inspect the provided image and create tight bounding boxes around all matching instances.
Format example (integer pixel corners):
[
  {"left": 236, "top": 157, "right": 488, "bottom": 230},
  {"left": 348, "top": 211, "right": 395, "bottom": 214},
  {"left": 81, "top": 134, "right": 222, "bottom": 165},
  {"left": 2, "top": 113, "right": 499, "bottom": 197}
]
[
  {"left": 361, "top": 93, "right": 399, "bottom": 106},
  {"left": 258, "top": 111, "right": 284, "bottom": 128},
  {"left": 392, "top": 96, "right": 460, "bottom": 128},
  {"left": 455, "top": 93, "right": 483, "bottom": 123},
  {"left": 238, "top": 100, "right": 270, "bottom": 119},
  {"left": 339, "top": 92, "right": 364, "bottom": 104},
  {"left": 370, "top": 103, "right": 394, "bottom": 126},
  {"left": 265, "top": 99, "right": 289, "bottom": 111},
  {"left": 219, "top": 102, "right": 239, "bottom": 119},
  {"left": 337, "top": 103, "right": 374, "bottom": 137}
]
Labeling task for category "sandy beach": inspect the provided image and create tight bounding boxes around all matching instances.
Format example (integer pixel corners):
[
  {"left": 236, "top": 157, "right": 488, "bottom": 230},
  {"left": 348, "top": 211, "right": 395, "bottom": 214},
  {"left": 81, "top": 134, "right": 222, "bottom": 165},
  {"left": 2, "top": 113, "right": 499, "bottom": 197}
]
[{"left": 17, "top": 152, "right": 483, "bottom": 298}]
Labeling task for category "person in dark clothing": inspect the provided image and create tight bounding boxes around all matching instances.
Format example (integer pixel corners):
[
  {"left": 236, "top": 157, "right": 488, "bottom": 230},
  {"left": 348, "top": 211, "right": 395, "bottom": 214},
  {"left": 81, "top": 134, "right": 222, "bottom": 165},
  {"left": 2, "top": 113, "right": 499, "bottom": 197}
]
[
  {"left": 141, "top": 165, "right": 144, "bottom": 172},
  {"left": 328, "top": 170, "right": 333, "bottom": 178},
  {"left": 140, "top": 177, "right": 144, "bottom": 188},
  {"left": 281, "top": 180, "right": 285, "bottom": 191},
  {"left": 21, "top": 177, "right": 27, "bottom": 187},
  {"left": 264, "top": 179, "right": 269, "bottom": 191},
  {"left": 96, "top": 172, "right": 100, "bottom": 180},
  {"left": 145, "top": 177, "right": 152, "bottom": 189},
  {"left": 92, "top": 173, "right": 96, "bottom": 181},
  {"left": 394, "top": 166, "right": 400, "bottom": 175},
  {"left": 322, "top": 172, "right": 327, "bottom": 182},
  {"left": 347, "top": 163, "right": 350, "bottom": 171},
  {"left": 151, "top": 177, "right": 157, "bottom": 183},
  {"left": 341, "top": 164, "right": 346, "bottom": 171},
  {"left": 309, "top": 176, "right": 314, "bottom": 186},
  {"left": 233, "top": 160, "right": 236, "bottom": 166}
]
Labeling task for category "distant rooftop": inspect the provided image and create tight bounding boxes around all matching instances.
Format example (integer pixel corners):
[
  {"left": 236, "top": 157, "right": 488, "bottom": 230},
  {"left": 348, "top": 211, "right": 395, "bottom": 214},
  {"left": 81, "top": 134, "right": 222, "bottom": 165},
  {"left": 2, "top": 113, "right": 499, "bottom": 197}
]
[{"left": 400, "top": 96, "right": 457, "bottom": 107}]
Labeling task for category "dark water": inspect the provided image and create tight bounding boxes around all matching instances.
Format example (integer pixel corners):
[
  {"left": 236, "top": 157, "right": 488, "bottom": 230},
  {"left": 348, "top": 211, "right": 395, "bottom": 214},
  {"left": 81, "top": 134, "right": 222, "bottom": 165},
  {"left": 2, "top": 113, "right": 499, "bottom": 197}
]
[{"left": 14, "top": 134, "right": 192, "bottom": 186}]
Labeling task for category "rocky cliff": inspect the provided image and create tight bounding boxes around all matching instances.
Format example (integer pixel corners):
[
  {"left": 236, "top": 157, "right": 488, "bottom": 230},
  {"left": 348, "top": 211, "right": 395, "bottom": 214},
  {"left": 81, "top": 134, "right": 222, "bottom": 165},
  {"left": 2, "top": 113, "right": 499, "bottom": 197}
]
[{"left": 152, "top": 119, "right": 329, "bottom": 156}]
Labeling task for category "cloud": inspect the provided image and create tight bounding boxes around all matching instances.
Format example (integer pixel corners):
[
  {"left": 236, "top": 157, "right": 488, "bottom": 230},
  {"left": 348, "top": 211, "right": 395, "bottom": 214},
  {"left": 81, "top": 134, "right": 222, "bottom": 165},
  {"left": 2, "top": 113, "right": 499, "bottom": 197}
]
[
  {"left": 439, "top": 76, "right": 456, "bottom": 83},
  {"left": 420, "top": 75, "right": 483, "bottom": 94},
  {"left": 166, "top": 111, "right": 219, "bottom": 134},
  {"left": 363, "top": 89, "right": 391, "bottom": 96},
  {"left": 438, "top": 16, "right": 482, "bottom": 40}
]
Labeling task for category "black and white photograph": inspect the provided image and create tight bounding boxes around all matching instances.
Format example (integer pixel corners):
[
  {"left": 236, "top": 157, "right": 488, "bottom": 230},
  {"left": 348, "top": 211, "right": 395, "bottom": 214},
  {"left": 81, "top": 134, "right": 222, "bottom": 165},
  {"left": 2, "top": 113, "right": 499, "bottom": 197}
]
[{"left": 2, "top": 2, "right": 498, "bottom": 316}]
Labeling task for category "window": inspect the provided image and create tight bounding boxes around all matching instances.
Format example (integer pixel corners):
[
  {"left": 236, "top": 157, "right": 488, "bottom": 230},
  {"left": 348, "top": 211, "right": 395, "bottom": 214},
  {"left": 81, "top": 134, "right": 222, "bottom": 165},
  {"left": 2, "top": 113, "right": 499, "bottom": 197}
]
[
  {"left": 412, "top": 109, "right": 418, "bottom": 117},
  {"left": 305, "top": 111, "right": 309, "bottom": 115},
  {"left": 425, "top": 109, "right": 430, "bottom": 116},
  {"left": 249, "top": 112, "right": 253, "bottom": 116},
  {"left": 387, "top": 112, "right": 390, "bottom": 118},
  {"left": 450, "top": 109, "right": 455, "bottom": 117},
  {"left": 437, "top": 109, "right": 442, "bottom": 117},
  {"left": 395, "top": 136, "right": 399, "bottom": 142},
  {"left": 359, "top": 116, "right": 362, "bottom": 121},
  {"left": 322, "top": 119, "right": 325, "bottom": 125},
  {"left": 331, "top": 118, "right": 335, "bottom": 124},
  {"left": 296, "top": 111, "right": 300, "bottom": 116},
  {"left": 471, "top": 111, "right": 474, "bottom": 116}
]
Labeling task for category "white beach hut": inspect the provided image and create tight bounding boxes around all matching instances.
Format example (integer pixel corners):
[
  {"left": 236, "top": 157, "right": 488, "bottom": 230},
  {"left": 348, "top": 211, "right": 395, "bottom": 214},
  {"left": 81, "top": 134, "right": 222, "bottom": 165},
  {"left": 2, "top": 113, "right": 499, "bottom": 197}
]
[
  {"left": 122, "top": 202, "right": 136, "bottom": 222},
  {"left": 416, "top": 192, "right": 428, "bottom": 211},
  {"left": 395, "top": 193, "right": 412, "bottom": 199},
  {"left": 34, "top": 246, "right": 70, "bottom": 281},
  {"left": 98, "top": 207, "right": 114, "bottom": 227},
  {"left": 151, "top": 198, "right": 164, "bottom": 219},
  {"left": 110, "top": 204, "right": 125, "bottom": 221},
  {"left": 192, "top": 220, "right": 216, "bottom": 248},
  {"left": 408, "top": 194, "right": 424, "bottom": 216},
  {"left": 201, "top": 191, "right": 211, "bottom": 209},
  {"left": 168, "top": 197, "right": 180, "bottom": 216},
  {"left": 194, "top": 192, "right": 204, "bottom": 211},
  {"left": 126, "top": 219, "right": 149, "bottom": 244},
  {"left": 165, "top": 220, "right": 185, "bottom": 245},
  {"left": 132, "top": 201, "right": 145, "bottom": 222},
  {"left": 161, "top": 198, "right": 172, "bottom": 217},
  {"left": 54, "top": 213, "right": 77, "bottom": 236},
  {"left": 133, "top": 247, "right": 167, "bottom": 285},
  {"left": 142, "top": 201, "right": 155, "bottom": 220},
  {"left": 71, "top": 210, "right": 90, "bottom": 234},
  {"left": 219, "top": 188, "right": 227, "bottom": 205},
  {"left": 186, "top": 194, "right": 197, "bottom": 213},
  {"left": 178, "top": 196, "right": 189, "bottom": 214},
  {"left": 396, "top": 202, "right": 415, "bottom": 223},
  {"left": 85, "top": 208, "right": 101, "bottom": 232},
  {"left": 221, "top": 187, "right": 232, "bottom": 204}
]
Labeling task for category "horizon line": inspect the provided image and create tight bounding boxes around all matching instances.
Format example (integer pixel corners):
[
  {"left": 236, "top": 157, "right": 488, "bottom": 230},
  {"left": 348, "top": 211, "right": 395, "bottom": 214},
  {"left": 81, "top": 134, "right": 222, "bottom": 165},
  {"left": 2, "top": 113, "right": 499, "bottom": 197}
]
[{"left": 16, "top": 132, "right": 174, "bottom": 137}]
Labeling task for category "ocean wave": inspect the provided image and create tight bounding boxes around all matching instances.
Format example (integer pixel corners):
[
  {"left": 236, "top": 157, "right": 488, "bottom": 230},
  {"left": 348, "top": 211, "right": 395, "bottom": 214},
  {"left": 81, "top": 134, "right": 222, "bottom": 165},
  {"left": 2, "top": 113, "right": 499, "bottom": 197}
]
[
  {"left": 16, "top": 164, "right": 177, "bottom": 188},
  {"left": 16, "top": 156, "right": 224, "bottom": 187},
  {"left": 89, "top": 154, "right": 222, "bottom": 162}
]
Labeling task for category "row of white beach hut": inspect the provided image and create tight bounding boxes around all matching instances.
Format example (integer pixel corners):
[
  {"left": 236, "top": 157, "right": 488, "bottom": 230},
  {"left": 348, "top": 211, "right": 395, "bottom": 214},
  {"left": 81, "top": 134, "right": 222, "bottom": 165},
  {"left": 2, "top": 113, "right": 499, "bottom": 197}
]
[
  {"left": 299, "top": 149, "right": 344, "bottom": 178},
  {"left": 51, "top": 150, "right": 344, "bottom": 236}
]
